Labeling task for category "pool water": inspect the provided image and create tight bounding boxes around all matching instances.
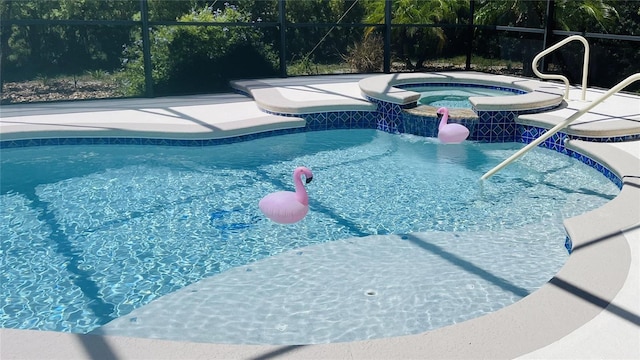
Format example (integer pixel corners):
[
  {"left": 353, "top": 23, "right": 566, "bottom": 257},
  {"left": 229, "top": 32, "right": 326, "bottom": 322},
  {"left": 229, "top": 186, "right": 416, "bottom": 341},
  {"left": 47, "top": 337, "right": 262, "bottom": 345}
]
[
  {"left": 406, "top": 85, "right": 519, "bottom": 108},
  {"left": 0, "top": 130, "right": 618, "bottom": 343}
]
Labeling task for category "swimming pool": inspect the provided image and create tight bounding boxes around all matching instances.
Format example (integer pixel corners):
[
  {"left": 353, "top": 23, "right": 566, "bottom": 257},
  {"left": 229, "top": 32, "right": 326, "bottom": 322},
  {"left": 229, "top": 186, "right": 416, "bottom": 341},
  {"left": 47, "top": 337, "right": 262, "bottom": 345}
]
[
  {"left": 401, "top": 85, "right": 520, "bottom": 109},
  {"left": 0, "top": 129, "right": 619, "bottom": 343}
]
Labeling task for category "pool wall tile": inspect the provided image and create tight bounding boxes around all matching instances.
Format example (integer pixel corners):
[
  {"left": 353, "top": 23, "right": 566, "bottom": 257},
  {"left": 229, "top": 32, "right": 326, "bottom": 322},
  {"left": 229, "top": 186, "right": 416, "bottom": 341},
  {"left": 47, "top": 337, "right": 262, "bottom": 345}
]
[
  {"left": 366, "top": 91, "right": 539, "bottom": 142},
  {"left": 396, "top": 82, "right": 527, "bottom": 95},
  {"left": 402, "top": 113, "right": 438, "bottom": 138},
  {"left": 262, "top": 109, "right": 379, "bottom": 133},
  {"left": 517, "top": 124, "right": 623, "bottom": 188},
  {"left": 566, "top": 149, "right": 623, "bottom": 189},
  {"left": 473, "top": 110, "right": 520, "bottom": 142},
  {"left": 401, "top": 113, "right": 477, "bottom": 139}
]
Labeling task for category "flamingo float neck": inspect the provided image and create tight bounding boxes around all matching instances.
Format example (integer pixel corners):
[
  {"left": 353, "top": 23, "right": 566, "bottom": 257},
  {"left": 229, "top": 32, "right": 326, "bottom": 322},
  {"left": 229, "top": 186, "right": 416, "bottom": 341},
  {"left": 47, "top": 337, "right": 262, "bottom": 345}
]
[
  {"left": 438, "top": 107, "right": 449, "bottom": 130},
  {"left": 293, "top": 166, "right": 313, "bottom": 205}
]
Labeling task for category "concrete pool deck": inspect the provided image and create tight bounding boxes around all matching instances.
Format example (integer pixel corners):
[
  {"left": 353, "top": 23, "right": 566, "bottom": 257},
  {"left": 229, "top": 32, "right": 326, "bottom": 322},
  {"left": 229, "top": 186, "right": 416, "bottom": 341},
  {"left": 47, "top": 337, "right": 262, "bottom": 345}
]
[{"left": 0, "top": 73, "right": 639, "bottom": 359}]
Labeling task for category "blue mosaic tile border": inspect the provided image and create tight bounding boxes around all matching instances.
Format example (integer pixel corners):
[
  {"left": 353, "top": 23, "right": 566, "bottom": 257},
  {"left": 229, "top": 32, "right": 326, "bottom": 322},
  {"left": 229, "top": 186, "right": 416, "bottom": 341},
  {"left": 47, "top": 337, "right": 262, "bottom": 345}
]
[
  {"left": 395, "top": 108, "right": 522, "bottom": 143},
  {"left": 474, "top": 110, "right": 519, "bottom": 142},
  {"left": 365, "top": 85, "right": 557, "bottom": 142},
  {"left": 359, "top": 97, "right": 407, "bottom": 133},
  {"left": 567, "top": 148, "right": 623, "bottom": 189},
  {"left": 402, "top": 112, "right": 477, "bottom": 138},
  {"left": 1, "top": 110, "right": 379, "bottom": 149},
  {"left": 0, "top": 127, "right": 306, "bottom": 149},
  {"left": 261, "top": 109, "right": 379, "bottom": 131},
  {"left": 518, "top": 124, "right": 624, "bottom": 189},
  {"left": 472, "top": 105, "right": 560, "bottom": 143},
  {"left": 396, "top": 82, "right": 527, "bottom": 95},
  {"left": 519, "top": 125, "right": 570, "bottom": 153},
  {"left": 519, "top": 124, "right": 640, "bottom": 154}
]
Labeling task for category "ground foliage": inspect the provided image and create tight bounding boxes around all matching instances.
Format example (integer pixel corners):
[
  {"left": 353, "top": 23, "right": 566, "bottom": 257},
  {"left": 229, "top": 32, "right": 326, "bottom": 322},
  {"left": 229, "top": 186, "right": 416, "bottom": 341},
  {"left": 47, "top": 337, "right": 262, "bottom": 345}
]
[
  {"left": 1, "top": 0, "right": 638, "bottom": 103},
  {"left": 1, "top": 78, "right": 119, "bottom": 104}
]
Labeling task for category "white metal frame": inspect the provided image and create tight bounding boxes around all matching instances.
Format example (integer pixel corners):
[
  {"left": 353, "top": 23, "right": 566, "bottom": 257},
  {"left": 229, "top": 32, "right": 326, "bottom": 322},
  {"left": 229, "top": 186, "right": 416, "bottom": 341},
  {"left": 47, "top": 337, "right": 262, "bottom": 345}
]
[
  {"left": 532, "top": 35, "right": 590, "bottom": 101},
  {"left": 481, "top": 72, "right": 640, "bottom": 180}
]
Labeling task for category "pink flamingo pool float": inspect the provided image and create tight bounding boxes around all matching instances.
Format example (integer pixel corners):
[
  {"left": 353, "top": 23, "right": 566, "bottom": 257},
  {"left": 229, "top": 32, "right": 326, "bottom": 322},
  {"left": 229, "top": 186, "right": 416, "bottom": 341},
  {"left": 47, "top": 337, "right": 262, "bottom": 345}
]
[
  {"left": 259, "top": 166, "right": 313, "bottom": 224},
  {"left": 437, "top": 107, "right": 470, "bottom": 144}
]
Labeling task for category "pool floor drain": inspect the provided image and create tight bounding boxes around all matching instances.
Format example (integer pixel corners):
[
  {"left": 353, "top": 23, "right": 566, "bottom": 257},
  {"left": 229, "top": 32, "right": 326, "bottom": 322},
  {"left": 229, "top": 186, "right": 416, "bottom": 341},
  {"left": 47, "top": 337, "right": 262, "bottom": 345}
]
[{"left": 364, "top": 290, "right": 377, "bottom": 296}]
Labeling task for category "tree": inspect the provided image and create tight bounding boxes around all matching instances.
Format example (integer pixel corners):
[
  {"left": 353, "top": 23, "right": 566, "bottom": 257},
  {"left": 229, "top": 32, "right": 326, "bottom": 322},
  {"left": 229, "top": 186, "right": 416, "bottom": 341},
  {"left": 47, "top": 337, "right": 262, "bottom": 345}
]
[
  {"left": 285, "top": 0, "right": 366, "bottom": 65},
  {"left": 1, "top": 0, "right": 138, "bottom": 81},
  {"left": 553, "top": 0, "right": 619, "bottom": 32},
  {"left": 119, "top": 2, "right": 279, "bottom": 96},
  {"left": 474, "top": 0, "right": 546, "bottom": 28},
  {"left": 473, "top": 0, "right": 619, "bottom": 77},
  {"left": 362, "top": 0, "right": 468, "bottom": 69}
]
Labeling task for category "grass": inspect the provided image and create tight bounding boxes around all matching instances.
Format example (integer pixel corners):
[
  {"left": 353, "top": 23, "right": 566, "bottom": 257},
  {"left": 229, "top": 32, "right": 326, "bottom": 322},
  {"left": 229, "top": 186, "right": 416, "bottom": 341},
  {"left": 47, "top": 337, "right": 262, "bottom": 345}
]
[
  {"left": 286, "top": 55, "right": 523, "bottom": 76},
  {"left": 287, "top": 59, "right": 355, "bottom": 76}
]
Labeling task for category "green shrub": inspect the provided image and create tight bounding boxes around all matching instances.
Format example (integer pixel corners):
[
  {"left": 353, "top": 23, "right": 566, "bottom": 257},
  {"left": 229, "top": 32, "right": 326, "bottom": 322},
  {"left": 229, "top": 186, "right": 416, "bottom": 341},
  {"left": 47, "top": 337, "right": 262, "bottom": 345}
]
[
  {"left": 119, "top": 4, "right": 279, "bottom": 96},
  {"left": 86, "top": 69, "right": 110, "bottom": 81},
  {"left": 344, "top": 34, "right": 383, "bottom": 73}
]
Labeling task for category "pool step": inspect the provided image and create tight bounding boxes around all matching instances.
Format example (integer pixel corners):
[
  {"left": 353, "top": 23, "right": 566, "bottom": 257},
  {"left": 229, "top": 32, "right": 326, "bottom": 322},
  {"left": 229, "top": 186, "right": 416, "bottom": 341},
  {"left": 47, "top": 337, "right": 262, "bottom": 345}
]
[{"left": 517, "top": 106, "right": 640, "bottom": 138}]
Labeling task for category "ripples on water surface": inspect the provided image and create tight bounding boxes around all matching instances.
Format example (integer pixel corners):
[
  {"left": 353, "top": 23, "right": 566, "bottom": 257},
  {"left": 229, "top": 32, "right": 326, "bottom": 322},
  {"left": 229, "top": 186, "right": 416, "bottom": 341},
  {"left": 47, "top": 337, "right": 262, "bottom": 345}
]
[
  {"left": 406, "top": 85, "right": 518, "bottom": 108},
  {"left": 0, "top": 130, "right": 618, "bottom": 343}
]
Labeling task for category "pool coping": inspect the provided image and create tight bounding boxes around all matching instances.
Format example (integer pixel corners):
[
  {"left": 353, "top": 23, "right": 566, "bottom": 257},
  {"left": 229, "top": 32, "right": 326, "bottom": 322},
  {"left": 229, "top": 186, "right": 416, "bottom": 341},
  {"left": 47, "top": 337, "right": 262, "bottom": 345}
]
[
  {"left": 517, "top": 88, "right": 640, "bottom": 138},
  {"left": 1, "top": 74, "right": 639, "bottom": 359},
  {"left": 231, "top": 74, "right": 378, "bottom": 114},
  {"left": 0, "top": 93, "right": 307, "bottom": 142}
]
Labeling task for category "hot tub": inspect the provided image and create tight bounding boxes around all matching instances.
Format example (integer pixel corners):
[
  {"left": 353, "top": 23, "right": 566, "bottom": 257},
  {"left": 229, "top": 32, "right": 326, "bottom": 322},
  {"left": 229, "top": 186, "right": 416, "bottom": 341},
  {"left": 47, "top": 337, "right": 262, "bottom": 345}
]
[{"left": 359, "top": 72, "right": 565, "bottom": 142}]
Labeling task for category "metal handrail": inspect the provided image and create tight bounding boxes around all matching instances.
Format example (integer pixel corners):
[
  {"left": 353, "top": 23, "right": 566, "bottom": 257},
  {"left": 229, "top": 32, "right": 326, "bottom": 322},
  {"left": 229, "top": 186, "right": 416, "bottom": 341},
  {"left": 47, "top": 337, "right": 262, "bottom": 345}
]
[
  {"left": 532, "top": 35, "right": 590, "bottom": 101},
  {"left": 481, "top": 72, "right": 640, "bottom": 180}
]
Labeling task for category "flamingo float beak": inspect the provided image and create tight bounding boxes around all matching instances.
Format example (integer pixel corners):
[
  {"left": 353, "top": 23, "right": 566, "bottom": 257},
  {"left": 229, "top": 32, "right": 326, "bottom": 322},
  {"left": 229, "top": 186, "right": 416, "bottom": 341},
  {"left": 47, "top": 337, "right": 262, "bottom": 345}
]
[
  {"left": 436, "top": 112, "right": 443, "bottom": 119},
  {"left": 305, "top": 176, "right": 313, "bottom": 184}
]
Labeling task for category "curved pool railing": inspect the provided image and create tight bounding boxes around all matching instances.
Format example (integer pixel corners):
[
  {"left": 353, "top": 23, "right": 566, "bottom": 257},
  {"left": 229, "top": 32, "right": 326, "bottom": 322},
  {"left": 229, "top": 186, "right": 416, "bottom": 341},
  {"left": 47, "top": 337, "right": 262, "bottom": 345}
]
[
  {"left": 481, "top": 72, "right": 640, "bottom": 180},
  {"left": 532, "top": 35, "right": 589, "bottom": 101}
]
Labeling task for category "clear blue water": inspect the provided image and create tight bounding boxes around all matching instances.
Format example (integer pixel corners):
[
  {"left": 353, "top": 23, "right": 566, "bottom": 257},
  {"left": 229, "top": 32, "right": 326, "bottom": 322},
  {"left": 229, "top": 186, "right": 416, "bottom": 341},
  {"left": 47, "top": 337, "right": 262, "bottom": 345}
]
[
  {"left": 0, "top": 130, "right": 618, "bottom": 341},
  {"left": 407, "top": 86, "right": 518, "bottom": 108}
]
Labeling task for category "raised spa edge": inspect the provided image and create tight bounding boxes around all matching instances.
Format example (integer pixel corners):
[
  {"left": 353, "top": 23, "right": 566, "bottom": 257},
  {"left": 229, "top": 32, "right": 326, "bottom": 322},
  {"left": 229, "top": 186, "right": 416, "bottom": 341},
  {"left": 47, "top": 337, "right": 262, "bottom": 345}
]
[{"left": 358, "top": 71, "right": 565, "bottom": 112}]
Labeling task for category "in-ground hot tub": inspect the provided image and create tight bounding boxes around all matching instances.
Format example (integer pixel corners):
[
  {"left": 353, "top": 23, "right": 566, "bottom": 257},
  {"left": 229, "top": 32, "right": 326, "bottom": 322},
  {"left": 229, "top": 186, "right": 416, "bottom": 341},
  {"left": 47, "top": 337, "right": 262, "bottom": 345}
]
[
  {"left": 359, "top": 72, "right": 565, "bottom": 142},
  {"left": 400, "top": 84, "right": 524, "bottom": 109}
]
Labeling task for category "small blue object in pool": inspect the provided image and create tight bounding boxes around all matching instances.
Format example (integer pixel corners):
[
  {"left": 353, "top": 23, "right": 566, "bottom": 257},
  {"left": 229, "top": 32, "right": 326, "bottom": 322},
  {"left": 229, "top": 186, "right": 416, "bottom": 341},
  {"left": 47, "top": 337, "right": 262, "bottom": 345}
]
[
  {"left": 209, "top": 210, "right": 229, "bottom": 223},
  {"left": 210, "top": 209, "right": 256, "bottom": 232}
]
